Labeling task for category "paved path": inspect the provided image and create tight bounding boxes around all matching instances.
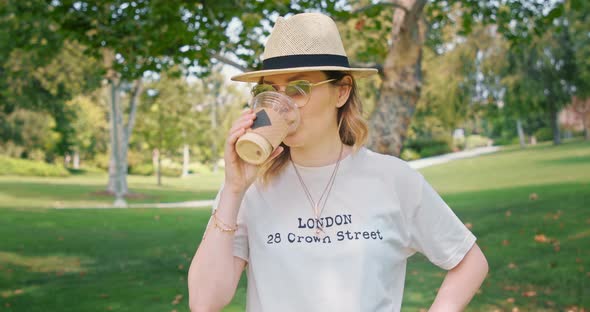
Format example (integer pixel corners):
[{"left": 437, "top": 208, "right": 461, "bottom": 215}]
[
  {"left": 55, "top": 145, "right": 500, "bottom": 209},
  {"left": 407, "top": 145, "right": 500, "bottom": 169}
]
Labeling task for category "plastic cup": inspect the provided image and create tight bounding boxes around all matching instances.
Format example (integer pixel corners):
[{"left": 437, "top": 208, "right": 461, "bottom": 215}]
[{"left": 235, "top": 91, "right": 300, "bottom": 165}]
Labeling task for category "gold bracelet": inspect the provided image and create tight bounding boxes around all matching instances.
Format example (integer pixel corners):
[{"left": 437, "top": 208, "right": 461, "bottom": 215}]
[{"left": 211, "top": 210, "right": 238, "bottom": 233}]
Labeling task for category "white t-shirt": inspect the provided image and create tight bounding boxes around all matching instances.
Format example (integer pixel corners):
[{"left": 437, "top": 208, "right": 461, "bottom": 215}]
[{"left": 209, "top": 146, "right": 476, "bottom": 312}]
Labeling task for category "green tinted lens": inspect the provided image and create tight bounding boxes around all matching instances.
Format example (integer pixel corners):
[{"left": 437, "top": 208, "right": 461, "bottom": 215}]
[
  {"left": 251, "top": 84, "right": 276, "bottom": 96},
  {"left": 285, "top": 80, "right": 311, "bottom": 98}
]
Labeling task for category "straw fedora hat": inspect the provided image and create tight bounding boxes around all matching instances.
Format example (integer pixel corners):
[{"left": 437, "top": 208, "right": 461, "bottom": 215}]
[{"left": 231, "top": 13, "right": 378, "bottom": 82}]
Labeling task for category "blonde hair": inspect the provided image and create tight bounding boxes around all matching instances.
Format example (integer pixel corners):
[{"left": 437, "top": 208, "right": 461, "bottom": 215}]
[{"left": 257, "top": 71, "right": 369, "bottom": 187}]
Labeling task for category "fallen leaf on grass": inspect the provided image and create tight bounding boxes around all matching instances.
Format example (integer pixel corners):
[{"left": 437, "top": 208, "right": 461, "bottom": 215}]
[
  {"left": 177, "top": 264, "right": 184, "bottom": 270},
  {"left": 100, "top": 294, "right": 109, "bottom": 299},
  {"left": 502, "top": 240, "right": 510, "bottom": 246},
  {"left": 535, "top": 234, "right": 550, "bottom": 243},
  {"left": 171, "top": 294, "right": 183, "bottom": 305},
  {"left": 464, "top": 222, "right": 473, "bottom": 229},
  {"left": 506, "top": 298, "right": 515, "bottom": 303},
  {"left": 522, "top": 290, "right": 537, "bottom": 297},
  {"left": 512, "top": 307, "right": 520, "bottom": 312},
  {"left": 505, "top": 210, "right": 512, "bottom": 217},
  {"left": 13, "top": 289, "right": 23, "bottom": 295},
  {"left": 508, "top": 263, "right": 518, "bottom": 269},
  {"left": 529, "top": 193, "right": 538, "bottom": 201}
]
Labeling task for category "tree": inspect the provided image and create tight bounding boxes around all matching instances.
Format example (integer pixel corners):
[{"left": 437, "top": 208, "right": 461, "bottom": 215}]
[
  {"left": 137, "top": 73, "right": 191, "bottom": 185},
  {"left": 135, "top": 67, "right": 246, "bottom": 184},
  {"left": 65, "top": 92, "right": 109, "bottom": 168}
]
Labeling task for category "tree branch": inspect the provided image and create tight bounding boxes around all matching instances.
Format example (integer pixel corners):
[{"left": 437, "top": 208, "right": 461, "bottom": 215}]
[
  {"left": 211, "top": 52, "right": 248, "bottom": 72},
  {"left": 125, "top": 77, "right": 143, "bottom": 143},
  {"left": 351, "top": 1, "right": 409, "bottom": 15}
]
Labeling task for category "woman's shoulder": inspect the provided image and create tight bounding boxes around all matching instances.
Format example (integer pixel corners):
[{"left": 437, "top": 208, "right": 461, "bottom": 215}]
[{"left": 359, "top": 146, "right": 422, "bottom": 179}]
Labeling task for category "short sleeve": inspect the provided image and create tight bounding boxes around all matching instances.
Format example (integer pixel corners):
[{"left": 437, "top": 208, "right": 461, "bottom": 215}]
[
  {"left": 407, "top": 176, "right": 476, "bottom": 270},
  {"left": 208, "top": 183, "right": 250, "bottom": 262}
]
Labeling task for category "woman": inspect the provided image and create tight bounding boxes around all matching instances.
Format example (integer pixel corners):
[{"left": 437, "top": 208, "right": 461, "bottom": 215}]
[{"left": 188, "top": 12, "right": 488, "bottom": 312}]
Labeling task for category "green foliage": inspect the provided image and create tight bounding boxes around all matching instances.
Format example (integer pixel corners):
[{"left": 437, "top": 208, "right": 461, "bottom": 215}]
[
  {"left": 0, "top": 109, "right": 61, "bottom": 160},
  {"left": 465, "top": 135, "right": 492, "bottom": 149},
  {"left": 404, "top": 137, "right": 452, "bottom": 158},
  {"left": 66, "top": 92, "right": 110, "bottom": 158},
  {"left": 0, "top": 156, "right": 70, "bottom": 177},
  {"left": 400, "top": 148, "right": 421, "bottom": 161},
  {"left": 534, "top": 127, "right": 555, "bottom": 142},
  {"left": 128, "top": 163, "right": 154, "bottom": 176}
]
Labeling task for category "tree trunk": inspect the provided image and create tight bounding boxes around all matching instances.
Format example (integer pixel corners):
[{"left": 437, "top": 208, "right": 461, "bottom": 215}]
[
  {"left": 121, "top": 78, "right": 143, "bottom": 185},
  {"left": 106, "top": 81, "right": 128, "bottom": 195},
  {"left": 182, "top": 144, "right": 190, "bottom": 177},
  {"left": 73, "top": 150, "right": 80, "bottom": 169},
  {"left": 549, "top": 107, "right": 561, "bottom": 145},
  {"left": 516, "top": 118, "right": 526, "bottom": 148},
  {"left": 155, "top": 148, "right": 162, "bottom": 186},
  {"left": 367, "top": 0, "right": 427, "bottom": 156},
  {"left": 109, "top": 80, "right": 127, "bottom": 207}
]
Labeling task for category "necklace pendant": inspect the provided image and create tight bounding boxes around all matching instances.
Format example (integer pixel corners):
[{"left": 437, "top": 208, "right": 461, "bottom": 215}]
[{"left": 315, "top": 224, "right": 324, "bottom": 236}]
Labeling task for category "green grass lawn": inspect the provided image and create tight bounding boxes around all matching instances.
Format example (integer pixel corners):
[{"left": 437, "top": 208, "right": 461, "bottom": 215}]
[
  {"left": 0, "top": 172, "right": 224, "bottom": 209},
  {"left": 1, "top": 140, "right": 589, "bottom": 311}
]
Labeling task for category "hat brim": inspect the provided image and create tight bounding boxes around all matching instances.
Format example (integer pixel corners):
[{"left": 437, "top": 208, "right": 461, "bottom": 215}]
[{"left": 230, "top": 66, "right": 378, "bottom": 83}]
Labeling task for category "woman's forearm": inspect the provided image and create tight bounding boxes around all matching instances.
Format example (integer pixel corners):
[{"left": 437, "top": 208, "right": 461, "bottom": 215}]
[
  {"left": 188, "top": 188, "right": 244, "bottom": 311},
  {"left": 429, "top": 243, "right": 489, "bottom": 312}
]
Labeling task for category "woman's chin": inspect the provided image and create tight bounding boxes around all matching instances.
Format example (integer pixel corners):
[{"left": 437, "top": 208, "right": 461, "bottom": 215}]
[{"left": 283, "top": 132, "right": 303, "bottom": 147}]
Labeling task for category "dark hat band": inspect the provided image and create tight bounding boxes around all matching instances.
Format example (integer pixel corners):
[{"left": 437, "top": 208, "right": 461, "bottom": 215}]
[{"left": 262, "top": 54, "right": 350, "bottom": 70}]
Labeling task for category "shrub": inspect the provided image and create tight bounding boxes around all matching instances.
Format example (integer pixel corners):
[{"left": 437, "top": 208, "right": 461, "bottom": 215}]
[
  {"left": 0, "top": 156, "right": 70, "bottom": 177},
  {"left": 453, "top": 137, "right": 466, "bottom": 151},
  {"left": 404, "top": 137, "right": 452, "bottom": 158},
  {"left": 129, "top": 163, "right": 183, "bottom": 177},
  {"left": 400, "top": 148, "right": 421, "bottom": 161},
  {"left": 188, "top": 162, "right": 213, "bottom": 175},
  {"left": 129, "top": 163, "right": 153, "bottom": 176},
  {"left": 534, "top": 127, "right": 554, "bottom": 142},
  {"left": 465, "top": 135, "right": 492, "bottom": 149}
]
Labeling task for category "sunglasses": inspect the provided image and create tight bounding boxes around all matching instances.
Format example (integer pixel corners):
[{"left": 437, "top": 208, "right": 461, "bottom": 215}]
[{"left": 250, "top": 79, "right": 336, "bottom": 107}]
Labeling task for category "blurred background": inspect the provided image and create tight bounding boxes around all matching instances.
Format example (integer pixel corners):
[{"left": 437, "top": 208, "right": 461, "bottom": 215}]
[{"left": 0, "top": 0, "right": 588, "bottom": 311}]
